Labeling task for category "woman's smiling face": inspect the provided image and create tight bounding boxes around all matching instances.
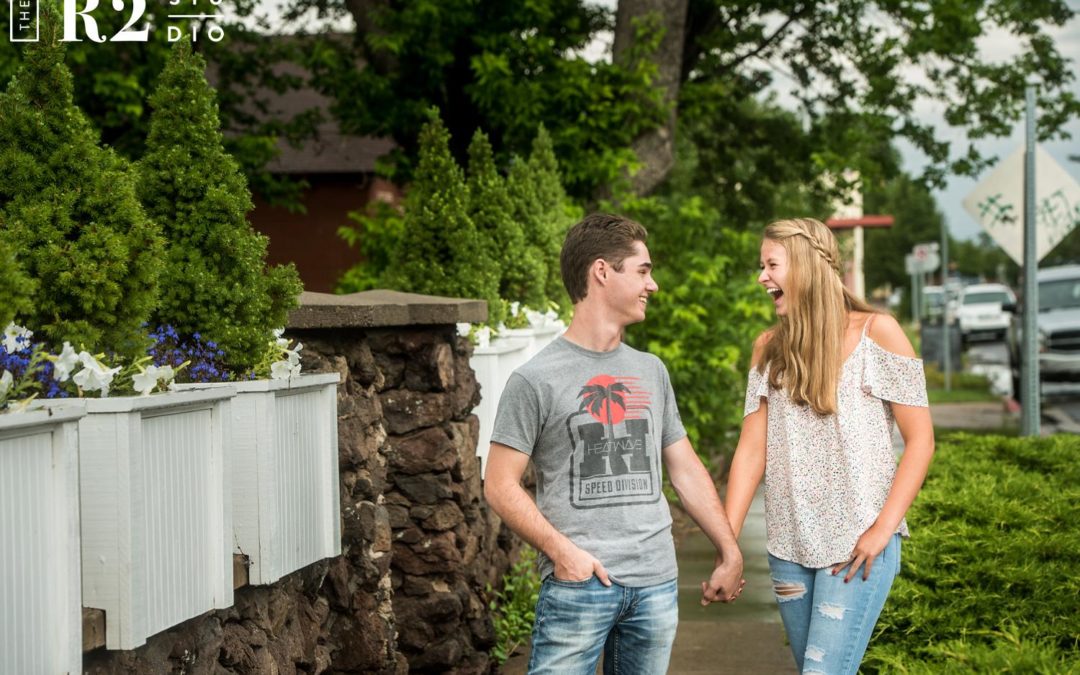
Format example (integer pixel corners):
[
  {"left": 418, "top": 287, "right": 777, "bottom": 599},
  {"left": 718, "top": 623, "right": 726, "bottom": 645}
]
[{"left": 758, "top": 238, "right": 789, "bottom": 316}]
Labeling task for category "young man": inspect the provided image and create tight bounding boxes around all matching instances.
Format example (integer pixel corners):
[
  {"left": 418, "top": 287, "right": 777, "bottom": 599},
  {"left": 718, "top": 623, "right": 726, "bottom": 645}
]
[{"left": 484, "top": 213, "right": 744, "bottom": 674}]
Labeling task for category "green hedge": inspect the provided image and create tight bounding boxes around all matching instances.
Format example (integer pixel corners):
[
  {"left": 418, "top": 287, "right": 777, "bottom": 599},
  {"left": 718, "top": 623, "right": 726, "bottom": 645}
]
[{"left": 864, "top": 433, "right": 1080, "bottom": 673}]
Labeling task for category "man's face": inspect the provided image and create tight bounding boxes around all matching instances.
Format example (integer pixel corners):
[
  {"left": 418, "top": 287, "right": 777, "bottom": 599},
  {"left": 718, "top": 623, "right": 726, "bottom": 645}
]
[
  {"left": 758, "top": 238, "right": 790, "bottom": 316},
  {"left": 607, "top": 241, "right": 658, "bottom": 324}
]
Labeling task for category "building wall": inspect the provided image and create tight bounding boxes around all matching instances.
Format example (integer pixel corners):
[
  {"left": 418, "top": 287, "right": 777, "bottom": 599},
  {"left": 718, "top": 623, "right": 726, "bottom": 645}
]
[{"left": 249, "top": 175, "right": 402, "bottom": 293}]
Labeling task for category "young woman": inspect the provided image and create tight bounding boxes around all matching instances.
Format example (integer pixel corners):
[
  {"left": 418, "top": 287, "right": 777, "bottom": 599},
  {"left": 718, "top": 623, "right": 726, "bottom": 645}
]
[{"left": 725, "top": 217, "right": 935, "bottom": 674}]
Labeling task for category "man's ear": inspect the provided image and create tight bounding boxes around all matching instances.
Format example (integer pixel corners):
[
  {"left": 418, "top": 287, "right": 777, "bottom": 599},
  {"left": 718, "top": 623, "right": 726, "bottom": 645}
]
[{"left": 590, "top": 258, "right": 609, "bottom": 287}]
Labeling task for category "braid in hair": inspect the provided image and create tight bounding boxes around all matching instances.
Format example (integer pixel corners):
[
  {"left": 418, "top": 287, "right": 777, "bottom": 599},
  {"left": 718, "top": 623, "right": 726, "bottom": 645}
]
[{"left": 794, "top": 228, "right": 843, "bottom": 275}]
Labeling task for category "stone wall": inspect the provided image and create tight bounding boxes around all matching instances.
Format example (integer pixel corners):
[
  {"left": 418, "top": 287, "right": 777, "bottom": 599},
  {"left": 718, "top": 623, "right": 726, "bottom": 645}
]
[{"left": 83, "top": 291, "right": 518, "bottom": 674}]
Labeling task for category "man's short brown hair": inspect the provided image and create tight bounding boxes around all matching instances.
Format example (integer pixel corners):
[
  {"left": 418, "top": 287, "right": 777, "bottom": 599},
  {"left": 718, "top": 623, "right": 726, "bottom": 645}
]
[{"left": 560, "top": 213, "right": 648, "bottom": 303}]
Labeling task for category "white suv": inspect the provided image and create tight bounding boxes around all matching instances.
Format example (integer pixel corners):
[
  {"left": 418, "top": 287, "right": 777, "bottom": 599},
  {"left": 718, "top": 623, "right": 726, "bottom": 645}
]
[{"left": 957, "top": 283, "right": 1016, "bottom": 344}]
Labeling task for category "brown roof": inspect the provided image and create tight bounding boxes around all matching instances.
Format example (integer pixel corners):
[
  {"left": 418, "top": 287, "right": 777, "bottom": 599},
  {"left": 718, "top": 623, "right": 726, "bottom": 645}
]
[{"left": 208, "top": 40, "right": 395, "bottom": 174}]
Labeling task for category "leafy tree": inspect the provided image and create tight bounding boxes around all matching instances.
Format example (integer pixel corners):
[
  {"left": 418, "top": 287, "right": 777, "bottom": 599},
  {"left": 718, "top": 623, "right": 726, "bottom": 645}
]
[
  {"left": 863, "top": 172, "right": 948, "bottom": 296},
  {"left": 382, "top": 110, "right": 501, "bottom": 313},
  {"left": 0, "top": 9, "right": 162, "bottom": 354},
  {"left": 951, "top": 233, "right": 1020, "bottom": 285},
  {"left": 303, "top": 0, "right": 665, "bottom": 197},
  {"left": 277, "top": 0, "right": 1080, "bottom": 201},
  {"left": 137, "top": 41, "right": 302, "bottom": 370},
  {"left": 465, "top": 130, "right": 541, "bottom": 321}
]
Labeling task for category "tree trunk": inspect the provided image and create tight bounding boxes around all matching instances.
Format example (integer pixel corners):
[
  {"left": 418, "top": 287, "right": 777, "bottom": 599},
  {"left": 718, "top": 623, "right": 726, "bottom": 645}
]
[{"left": 613, "top": 0, "right": 689, "bottom": 196}]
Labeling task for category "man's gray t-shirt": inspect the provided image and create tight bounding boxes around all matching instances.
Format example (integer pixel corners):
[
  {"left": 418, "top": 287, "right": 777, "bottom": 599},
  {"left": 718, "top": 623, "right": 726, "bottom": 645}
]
[{"left": 491, "top": 337, "right": 686, "bottom": 587}]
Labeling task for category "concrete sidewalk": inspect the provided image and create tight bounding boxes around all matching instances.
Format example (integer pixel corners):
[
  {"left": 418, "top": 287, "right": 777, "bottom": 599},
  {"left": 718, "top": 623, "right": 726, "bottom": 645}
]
[{"left": 667, "top": 490, "right": 795, "bottom": 674}]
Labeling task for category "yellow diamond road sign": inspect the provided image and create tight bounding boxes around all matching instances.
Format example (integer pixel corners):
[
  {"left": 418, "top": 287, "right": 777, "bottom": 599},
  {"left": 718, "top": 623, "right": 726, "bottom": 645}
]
[{"left": 962, "top": 145, "right": 1080, "bottom": 264}]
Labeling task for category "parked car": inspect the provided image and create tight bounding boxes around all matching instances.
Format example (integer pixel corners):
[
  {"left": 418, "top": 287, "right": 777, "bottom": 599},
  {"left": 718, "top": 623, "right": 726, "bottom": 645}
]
[
  {"left": 956, "top": 283, "right": 1016, "bottom": 344},
  {"left": 1008, "top": 264, "right": 1080, "bottom": 401},
  {"left": 921, "top": 285, "right": 956, "bottom": 325}
]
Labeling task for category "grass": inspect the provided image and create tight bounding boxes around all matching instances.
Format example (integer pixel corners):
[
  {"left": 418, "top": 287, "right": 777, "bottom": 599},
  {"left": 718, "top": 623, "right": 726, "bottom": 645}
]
[{"left": 928, "top": 387, "right": 1000, "bottom": 404}]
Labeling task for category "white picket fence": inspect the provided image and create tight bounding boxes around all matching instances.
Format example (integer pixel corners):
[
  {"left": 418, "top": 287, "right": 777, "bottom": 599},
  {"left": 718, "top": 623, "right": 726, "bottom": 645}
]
[
  {"left": 73, "top": 389, "right": 236, "bottom": 650},
  {"left": 0, "top": 404, "right": 85, "bottom": 675},
  {"left": 470, "top": 322, "right": 564, "bottom": 476},
  {"left": 178, "top": 374, "right": 341, "bottom": 585},
  {"left": 1, "top": 373, "right": 342, "bottom": 665}
]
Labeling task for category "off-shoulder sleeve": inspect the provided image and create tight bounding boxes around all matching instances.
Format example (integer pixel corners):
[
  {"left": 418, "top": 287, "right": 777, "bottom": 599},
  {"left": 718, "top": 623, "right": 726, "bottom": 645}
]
[
  {"left": 861, "top": 339, "right": 929, "bottom": 407},
  {"left": 743, "top": 366, "right": 770, "bottom": 417}
]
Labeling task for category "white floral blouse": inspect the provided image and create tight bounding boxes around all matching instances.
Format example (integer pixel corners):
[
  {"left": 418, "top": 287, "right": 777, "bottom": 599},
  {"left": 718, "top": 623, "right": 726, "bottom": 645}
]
[{"left": 743, "top": 327, "right": 929, "bottom": 568}]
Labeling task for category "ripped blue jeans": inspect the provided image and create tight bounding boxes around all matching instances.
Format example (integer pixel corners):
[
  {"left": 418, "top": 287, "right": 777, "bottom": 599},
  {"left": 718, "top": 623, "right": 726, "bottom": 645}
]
[{"left": 767, "top": 534, "right": 901, "bottom": 675}]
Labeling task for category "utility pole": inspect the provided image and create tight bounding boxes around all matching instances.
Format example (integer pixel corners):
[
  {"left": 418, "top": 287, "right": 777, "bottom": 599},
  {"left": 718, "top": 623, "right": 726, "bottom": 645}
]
[{"left": 1021, "top": 84, "right": 1040, "bottom": 436}]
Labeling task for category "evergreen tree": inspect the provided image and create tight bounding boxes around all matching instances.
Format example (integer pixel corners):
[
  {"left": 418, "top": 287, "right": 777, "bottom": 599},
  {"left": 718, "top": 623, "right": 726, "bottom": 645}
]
[
  {"left": 507, "top": 126, "right": 579, "bottom": 313},
  {"left": 384, "top": 111, "right": 500, "bottom": 314},
  {"left": 527, "top": 126, "right": 578, "bottom": 311},
  {"left": 0, "top": 8, "right": 162, "bottom": 354},
  {"left": 137, "top": 42, "right": 302, "bottom": 371},
  {"left": 507, "top": 155, "right": 551, "bottom": 311},
  {"left": 465, "top": 129, "right": 543, "bottom": 323},
  {"left": 0, "top": 239, "right": 33, "bottom": 328}
]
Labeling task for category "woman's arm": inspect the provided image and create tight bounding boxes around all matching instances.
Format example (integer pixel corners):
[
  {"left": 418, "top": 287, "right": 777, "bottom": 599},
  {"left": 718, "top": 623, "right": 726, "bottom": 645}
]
[
  {"left": 834, "top": 314, "right": 935, "bottom": 582},
  {"left": 724, "top": 332, "right": 770, "bottom": 539}
]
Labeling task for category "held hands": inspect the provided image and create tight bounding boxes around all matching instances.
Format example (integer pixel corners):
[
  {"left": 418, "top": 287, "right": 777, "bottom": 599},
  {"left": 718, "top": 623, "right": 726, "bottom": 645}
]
[
  {"left": 700, "top": 555, "right": 745, "bottom": 606},
  {"left": 832, "top": 522, "right": 893, "bottom": 582},
  {"left": 552, "top": 542, "right": 612, "bottom": 586}
]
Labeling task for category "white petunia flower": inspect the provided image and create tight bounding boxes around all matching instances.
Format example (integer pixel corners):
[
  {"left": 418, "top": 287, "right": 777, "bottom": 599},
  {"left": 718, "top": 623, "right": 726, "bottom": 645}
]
[
  {"left": 272, "top": 327, "right": 289, "bottom": 348},
  {"left": 52, "top": 342, "right": 79, "bottom": 382},
  {"left": 132, "top": 368, "right": 159, "bottom": 396},
  {"left": 456, "top": 322, "right": 471, "bottom": 338},
  {"left": 156, "top": 365, "right": 175, "bottom": 386},
  {"left": 0, "top": 370, "right": 12, "bottom": 398},
  {"left": 270, "top": 359, "right": 300, "bottom": 380},
  {"left": 2, "top": 322, "right": 33, "bottom": 353},
  {"left": 72, "top": 352, "right": 121, "bottom": 397},
  {"left": 475, "top": 326, "right": 491, "bottom": 349}
]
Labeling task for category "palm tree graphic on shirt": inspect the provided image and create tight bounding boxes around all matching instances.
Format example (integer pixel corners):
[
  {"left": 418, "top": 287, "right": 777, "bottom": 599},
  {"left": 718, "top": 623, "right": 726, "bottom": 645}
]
[{"left": 578, "top": 380, "right": 630, "bottom": 441}]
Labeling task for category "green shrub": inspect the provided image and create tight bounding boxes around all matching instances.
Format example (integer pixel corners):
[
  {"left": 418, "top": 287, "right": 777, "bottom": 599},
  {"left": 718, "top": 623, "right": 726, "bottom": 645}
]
[
  {"left": 0, "top": 9, "right": 162, "bottom": 355},
  {"left": 488, "top": 546, "right": 541, "bottom": 665},
  {"left": 337, "top": 201, "right": 405, "bottom": 293},
  {"left": 622, "top": 195, "right": 773, "bottom": 462},
  {"left": 381, "top": 110, "right": 501, "bottom": 314},
  {"left": 863, "top": 433, "right": 1080, "bottom": 673},
  {"left": 137, "top": 42, "right": 302, "bottom": 370}
]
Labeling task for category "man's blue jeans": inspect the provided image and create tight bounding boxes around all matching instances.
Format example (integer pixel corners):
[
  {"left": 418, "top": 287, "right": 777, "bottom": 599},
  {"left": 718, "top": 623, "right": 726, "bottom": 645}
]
[
  {"left": 767, "top": 534, "right": 901, "bottom": 675},
  {"left": 527, "top": 576, "right": 679, "bottom": 675}
]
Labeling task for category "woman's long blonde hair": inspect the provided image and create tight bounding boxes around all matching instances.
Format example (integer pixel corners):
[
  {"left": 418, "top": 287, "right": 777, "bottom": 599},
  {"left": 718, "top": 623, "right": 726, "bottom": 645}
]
[{"left": 758, "top": 218, "right": 878, "bottom": 416}]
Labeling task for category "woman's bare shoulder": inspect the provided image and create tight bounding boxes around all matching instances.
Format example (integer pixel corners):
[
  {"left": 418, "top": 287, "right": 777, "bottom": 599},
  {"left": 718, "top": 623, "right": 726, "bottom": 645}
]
[{"left": 866, "top": 312, "right": 917, "bottom": 358}]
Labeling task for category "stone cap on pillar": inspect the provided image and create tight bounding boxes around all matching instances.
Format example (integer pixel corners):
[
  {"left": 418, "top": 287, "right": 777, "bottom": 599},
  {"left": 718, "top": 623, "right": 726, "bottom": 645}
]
[{"left": 287, "top": 290, "right": 488, "bottom": 329}]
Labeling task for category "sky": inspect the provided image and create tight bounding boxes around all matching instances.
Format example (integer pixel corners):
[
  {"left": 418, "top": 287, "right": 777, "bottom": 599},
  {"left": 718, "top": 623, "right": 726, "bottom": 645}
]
[{"left": 242, "top": 1, "right": 1080, "bottom": 242}]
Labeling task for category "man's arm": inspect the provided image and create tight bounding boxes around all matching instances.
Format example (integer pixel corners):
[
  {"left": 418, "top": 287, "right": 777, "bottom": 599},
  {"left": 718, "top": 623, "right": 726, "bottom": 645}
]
[
  {"left": 483, "top": 442, "right": 611, "bottom": 585},
  {"left": 663, "top": 437, "right": 744, "bottom": 604}
]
